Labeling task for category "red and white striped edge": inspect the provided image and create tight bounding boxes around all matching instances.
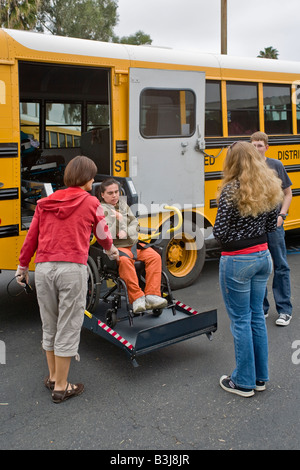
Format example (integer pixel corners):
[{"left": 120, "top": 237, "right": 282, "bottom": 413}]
[
  {"left": 174, "top": 299, "right": 198, "bottom": 315},
  {"left": 95, "top": 300, "right": 198, "bottom": 351},
  {"left": 97, "top": 320, "right": 134, "bottom": 350}
]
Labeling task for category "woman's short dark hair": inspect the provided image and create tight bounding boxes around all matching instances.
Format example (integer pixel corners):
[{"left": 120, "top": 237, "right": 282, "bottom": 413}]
[{"left": 64, "top": 155, "right": 97, "bottom": 187}]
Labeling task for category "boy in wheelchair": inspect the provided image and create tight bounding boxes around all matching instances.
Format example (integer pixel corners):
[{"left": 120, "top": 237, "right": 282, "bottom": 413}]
[{"left": 97, "top": 178, "right": 167, "bottom": 314}]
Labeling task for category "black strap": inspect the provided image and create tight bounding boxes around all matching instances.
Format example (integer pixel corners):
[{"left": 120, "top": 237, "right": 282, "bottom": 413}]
[{"left": 117, "top": 242, "right": 154, "bottom": 260}]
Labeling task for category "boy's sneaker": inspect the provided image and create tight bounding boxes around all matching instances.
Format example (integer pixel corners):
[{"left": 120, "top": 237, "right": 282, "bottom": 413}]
[
  {"left": 145, "top": 295, "right": 167, "bottom": 310},
  {"left": 255, "top": 380, "right": 266, "bottom": 392},
  {"left": 219, "top": 375, "right": 255, "bottom": 397},
  {"left": 275, "top": 314, "right": 292, "bottom": 326},
  {"left": 132, "top": 296, "right": 146, "bottom": 314}
]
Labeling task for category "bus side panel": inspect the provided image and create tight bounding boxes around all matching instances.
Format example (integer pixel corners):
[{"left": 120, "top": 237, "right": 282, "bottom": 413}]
[
  {"left": 0, "top": 63, "right": 22, "bottom": 271},
  {"left": 111, "top": 69, "right": 129, "bottom": 177},
  {"left": 204, "top": 143, "right": 300, "bottom": 231},
  {"left": 203, "top": 146, "right": 225, "bottom": 227},
  {"left": 266, "top": 145, "right": 300, "bottom": 230},
  {"left": 1, "top": 234, "right": 23, "bottom": 271},
  {"left": 0, "top": 232, "right": 36, "bottom": 271}
]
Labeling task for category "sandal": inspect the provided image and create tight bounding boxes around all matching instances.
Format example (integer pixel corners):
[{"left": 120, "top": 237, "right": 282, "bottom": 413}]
[
  {"left": 44, "top": 377, "right": 55, "bottom": 391},
  {"left": 52, "top": 383, "right": 84, "bottom": 404}
]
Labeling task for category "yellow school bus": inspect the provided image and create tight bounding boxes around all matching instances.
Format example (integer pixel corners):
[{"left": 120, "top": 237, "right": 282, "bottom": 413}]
[
  {"left": 1, "top": 28, "right": 300, "bottom": 289},
  {"left": 21, "top": 116, "right": 81, "bottom": 149}
]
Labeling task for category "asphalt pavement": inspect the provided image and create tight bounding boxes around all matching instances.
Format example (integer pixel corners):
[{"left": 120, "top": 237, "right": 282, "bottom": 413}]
[{"left": 0, "top": 247, "right": 300, "bottom": 452}]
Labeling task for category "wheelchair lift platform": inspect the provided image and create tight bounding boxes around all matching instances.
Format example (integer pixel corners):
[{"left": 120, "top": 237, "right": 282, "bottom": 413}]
[{"left": 83, "top": 300, "right": 217, "bottom": 367}]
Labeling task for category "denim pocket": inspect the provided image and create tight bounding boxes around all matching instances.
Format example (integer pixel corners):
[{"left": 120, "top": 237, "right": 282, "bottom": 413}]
[
  {"left": 231, "top": 252, "right": 272, "bottom": 282},
  {"left": 233, "top": 258, "right": 257, "bottom": 282}
]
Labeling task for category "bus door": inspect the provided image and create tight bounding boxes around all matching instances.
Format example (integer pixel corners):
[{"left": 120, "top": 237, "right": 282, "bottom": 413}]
[{"left": 128, "top": 68, "right": 206, "bottom": 214}]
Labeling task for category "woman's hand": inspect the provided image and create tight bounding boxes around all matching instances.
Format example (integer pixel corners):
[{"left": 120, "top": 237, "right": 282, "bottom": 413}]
[
  {"left": 117, "top": 230, "right": 127, "bottom": 239},
  {"left": 15, "top": 265, "right": 29, "bottom": 286},
  {"left": 106, "top": 245, "right": 119, "bottom": 261},
  {"left": 111, "top": 209, "right": 123, "bottom": 221}
]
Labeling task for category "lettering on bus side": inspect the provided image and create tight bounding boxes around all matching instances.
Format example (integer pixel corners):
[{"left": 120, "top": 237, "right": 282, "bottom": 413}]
[
  {"left": 278, "top": 150, "right": 300, "bottom": 161},
  {"left": 114, "top": 159, "right": 128, "bottom": 173},
  {"left": 204, "top": 155, "right": 216, "bottom": 166}
]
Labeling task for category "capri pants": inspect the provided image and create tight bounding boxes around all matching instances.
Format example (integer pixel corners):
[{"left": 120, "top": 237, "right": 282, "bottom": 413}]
[{"left": 35, "top": 261, "right": 87, "bottom": 358}]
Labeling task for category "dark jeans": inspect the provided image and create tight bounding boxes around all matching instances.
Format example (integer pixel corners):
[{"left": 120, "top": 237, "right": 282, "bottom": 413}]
[{"left": 264, "top": 225, "right": 292, "bottom": 316}]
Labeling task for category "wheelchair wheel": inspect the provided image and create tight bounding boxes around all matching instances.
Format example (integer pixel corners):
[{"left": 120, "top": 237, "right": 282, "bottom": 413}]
[
  {"left": 152, "top": 308, "right": 163, "bottom": 317},
  {"left": 106, "top": 309, "right": 117, "bottom": 328},
  {"left": 86, "top": 256, "right": 101, "bottom": 313}
]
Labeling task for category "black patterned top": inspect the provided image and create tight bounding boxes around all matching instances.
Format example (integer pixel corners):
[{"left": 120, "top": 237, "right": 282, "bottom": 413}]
[{"left": 213, "top": 181, "right": 278, "bottom": 252}]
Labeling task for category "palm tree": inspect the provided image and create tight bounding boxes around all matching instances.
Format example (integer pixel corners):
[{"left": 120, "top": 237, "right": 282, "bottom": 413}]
[
  {"left": 257, "top": 47, "right": 279, "bottom": 59},
  {"left": 0, "top": 0, "right": 40, "bottom": 30}
]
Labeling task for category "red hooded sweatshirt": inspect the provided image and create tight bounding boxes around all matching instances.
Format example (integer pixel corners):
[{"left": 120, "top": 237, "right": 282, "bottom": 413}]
[{"left": 19, "top": 186, "right": 112, "bottom": 268}]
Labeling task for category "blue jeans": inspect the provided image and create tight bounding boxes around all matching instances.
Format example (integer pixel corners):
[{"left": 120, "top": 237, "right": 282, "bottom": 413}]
[
  {"left": 219, "top": 250, "right": 273, "bottom": 389},
  {"left": 264, "top": 225, "right": 292, "bottom": 316}
]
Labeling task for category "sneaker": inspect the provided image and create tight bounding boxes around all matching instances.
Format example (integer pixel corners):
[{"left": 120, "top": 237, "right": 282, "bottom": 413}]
[
  {"left": 219, "top": 375, "right": 255, "bottom": 397},
  {"left": 275, "top": 314, "right": 292, "bottom": 326},
  {"left": 255, "top": 380, "right": 266, "bottom": 392},
  {"left": 145, "top": 295, "right": 168, "bottom": 310},
  {"left": 264, "top": 311, "right": 269, "bottom": 319},
  {"left": 132, "top": 296, "right": 146, "bottom": 314}
]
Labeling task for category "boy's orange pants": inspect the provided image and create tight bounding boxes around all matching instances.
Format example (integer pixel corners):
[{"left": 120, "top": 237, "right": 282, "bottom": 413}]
[{"left": 117, "top": 246, "right": 162, "bottom": 304}]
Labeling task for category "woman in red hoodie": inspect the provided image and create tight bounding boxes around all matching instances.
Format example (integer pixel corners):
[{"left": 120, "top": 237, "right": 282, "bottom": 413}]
[{"left": 16, "top": 156, "right": 117, "bottom": 403}]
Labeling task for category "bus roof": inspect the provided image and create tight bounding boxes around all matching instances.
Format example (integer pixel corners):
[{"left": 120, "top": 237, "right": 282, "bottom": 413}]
[{"left": 3, "top": 27, "right": 300, "bottom": 75}]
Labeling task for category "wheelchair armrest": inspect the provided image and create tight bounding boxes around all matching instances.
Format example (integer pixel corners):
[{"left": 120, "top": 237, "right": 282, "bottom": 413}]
[
  {"left": 138, "top": 227, "right": 156, "bottom": 234},
  {"left": 89, "top": 243, "right": 118, "bottom": 273},
  {"left": 147, "top": 244, "right": 163, "bottom": 257}
]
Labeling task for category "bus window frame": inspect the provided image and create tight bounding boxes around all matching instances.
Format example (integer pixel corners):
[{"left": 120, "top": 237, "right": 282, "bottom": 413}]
[
  {"left": 205, "top": 80, "right": 223, "bottom": 137},
  {"left": 226, "top": 80, "right": 259, "bottom": 137},
  {"left": 263, "top": 83, "right": 293, "bottom": 135},
  {"left": 45, "top": 101, "right": 82, "bottom": 149},
  {"left": 139, "top": 87, "right": 197, "bottom": 139}
]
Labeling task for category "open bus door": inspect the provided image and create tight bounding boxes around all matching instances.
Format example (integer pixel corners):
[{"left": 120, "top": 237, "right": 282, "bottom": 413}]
[{"left": 128, "top": 68, "right": 206, "bottom": 289}]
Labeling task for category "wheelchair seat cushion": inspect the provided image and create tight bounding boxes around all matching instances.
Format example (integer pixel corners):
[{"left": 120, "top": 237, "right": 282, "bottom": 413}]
[{"left": 133, "top": 260, "right": 145, "bottom": 276}]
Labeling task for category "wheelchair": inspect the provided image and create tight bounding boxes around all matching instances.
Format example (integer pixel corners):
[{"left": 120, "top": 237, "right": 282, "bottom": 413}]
[
  {"left": 86, "top": 242, "right": 176, "bottom": 328},
  {"left": 85, "top": 179, "right": 181, "bottom": 328}
]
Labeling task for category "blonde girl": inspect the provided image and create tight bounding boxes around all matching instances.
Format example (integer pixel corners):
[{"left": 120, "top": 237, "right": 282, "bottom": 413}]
[{"left": 214, "top": 142, "right": 283, "bottom": 397}]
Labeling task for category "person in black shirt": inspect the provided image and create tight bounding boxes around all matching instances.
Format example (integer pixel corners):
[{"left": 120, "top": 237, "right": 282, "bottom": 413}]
[{"left": 250, "top": 132, "right": 293, "bottom": 326}]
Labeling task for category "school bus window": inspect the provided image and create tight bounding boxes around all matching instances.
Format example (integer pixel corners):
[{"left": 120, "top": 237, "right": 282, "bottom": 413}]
[
  {"left": 74, "top": 135, "right": 81, "bottom": 147},
  {"left": 50, "top": 131, "right": 58, "bottom": 148},
  {"left": 67, "top": 134, "right": 73, "bottom": 147},
  {"left": 59, "top": 133, "right": 66, "bottom": 147},
  {"left": 263, "top": 84, "right": 292, "bottom": 134},
  {"left": 45, "top": 102, "right": 81, "bottom": 148},
  {"left": 87, "top": 103, "right": 110, "bottom": 131},
  {"left": 205, "top": 81, "right": 222, "bottom": 136},
  {"left": 140, "top": 89, "right": 196, "bottom": 138},
  {"left": 227, "top": 82, "right": 259, "bottom": 136},
  {"left": 296, "top": 86, "right": 300, "bottom": 134},
  {"left": 20, "top": 102, "right": 40, "bottom": 141}
]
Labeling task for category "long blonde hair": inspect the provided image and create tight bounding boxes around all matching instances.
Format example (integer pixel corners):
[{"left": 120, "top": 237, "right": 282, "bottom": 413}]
[{"left": 216, "top": 141, "right": 283, "bottom": 217}]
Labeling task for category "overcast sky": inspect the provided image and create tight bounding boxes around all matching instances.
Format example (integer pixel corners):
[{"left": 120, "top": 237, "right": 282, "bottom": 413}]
[{"left": 114, "top": 0, "right": 300, "bottom": 62}]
